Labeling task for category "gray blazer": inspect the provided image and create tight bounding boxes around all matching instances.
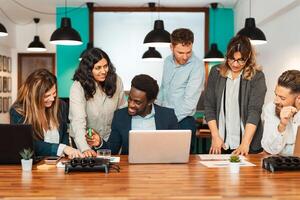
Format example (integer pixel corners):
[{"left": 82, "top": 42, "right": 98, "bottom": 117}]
[{"left": 204, "top": 65, "right": 267, "bottom": 153}]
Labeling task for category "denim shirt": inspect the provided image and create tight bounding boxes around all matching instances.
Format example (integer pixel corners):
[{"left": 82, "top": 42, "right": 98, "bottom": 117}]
[{"left": 157, "top": 53, "right": 205, "bottom": 121}]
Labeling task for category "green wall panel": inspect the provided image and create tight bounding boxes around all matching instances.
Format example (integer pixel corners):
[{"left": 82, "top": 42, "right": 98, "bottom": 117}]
[
  {"left": 56, "top": 7, "right": 89, "bottom": 97},
  {"left": 208, "top": 8, "right": 234, "bottom": 69}
]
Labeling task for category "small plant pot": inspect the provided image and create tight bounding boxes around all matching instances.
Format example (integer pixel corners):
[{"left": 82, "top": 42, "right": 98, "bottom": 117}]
[
  {"left": 21, "top": 159, "right": 33, "bottom": 171},
  {"left": 229, "top": 162, "right": 240, "bottom": 174}
]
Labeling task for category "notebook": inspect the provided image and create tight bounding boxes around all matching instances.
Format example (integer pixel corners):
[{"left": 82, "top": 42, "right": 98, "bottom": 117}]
[
  {"left": 294, "top": 126, "right": 300, "bottom": 156},
  {"left": 0, "top": 124, "right": 42, "bottom": 164},
  {"left": 128, "top": 130, "right": 191, "bottom": 164}
]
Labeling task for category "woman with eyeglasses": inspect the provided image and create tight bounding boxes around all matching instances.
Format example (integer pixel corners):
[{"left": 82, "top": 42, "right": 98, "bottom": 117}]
[{"left": 204, "top": 35, "right": 267, "bottom": 155}]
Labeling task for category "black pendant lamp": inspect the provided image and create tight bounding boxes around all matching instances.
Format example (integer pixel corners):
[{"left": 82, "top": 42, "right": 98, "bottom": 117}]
[
  {"left": 142, "top": 47, "right": 162, "bottom": 61},
  {"left": 79, "top": 42, "right": 93, "bottom": 61},
  {"left": 144, "top": 20, "right": 170, "bottom": 48},
  {"left": 237, "top": 0, "right": 267, "bottom": 45},
  {"left": 0, "top": 23, "right": 8, "bottom": 37},
  {"left": 203, "top": 3, "right": 224, "bottom": 62},
  {"left": 203, "top": 43, "right": 225, "bottom": 62},
  {"left": 143, "top": 2, "right": 170, "bottom": 48},
  {"left": 50, "top": 0, "right": 82, "bottom": 45},
  {"left": 237, "top": 18, "right": 267, "bottom": 45},
  {"left": 27, "top": 18, "right": 46, "bottom": 52}
]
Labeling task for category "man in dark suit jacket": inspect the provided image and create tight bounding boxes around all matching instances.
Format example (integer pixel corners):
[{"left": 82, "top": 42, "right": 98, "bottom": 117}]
[{"left": 86, "top": 74, "right": 179, "bottom": 154}]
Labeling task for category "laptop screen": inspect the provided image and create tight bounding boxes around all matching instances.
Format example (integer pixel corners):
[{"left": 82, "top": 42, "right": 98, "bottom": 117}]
[
  {"left": 0, "top": 124, "right": 34, "bottom": 164},
  {"left": 128, "top": 130, "right": 191, "bottom": 164}
]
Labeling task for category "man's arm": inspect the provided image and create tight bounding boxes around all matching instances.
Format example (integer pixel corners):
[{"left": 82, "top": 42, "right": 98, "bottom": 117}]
[
  {"left": 88, "top": 111, "right": 123, "bottom": 155},
  {"left": 261, "top": 103, "right": 288, "bottom": 154},
  {"left": 175, "top": 61, "right": 205, "bottom": 121}
]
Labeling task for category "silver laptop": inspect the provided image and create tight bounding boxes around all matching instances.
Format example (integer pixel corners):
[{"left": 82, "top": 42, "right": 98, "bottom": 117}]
[
  {"left": 128, "top": 130, "right": 191, "bottom": 164},
  {"left": 294, "top": 126, "right": 300, "bottom": 156}
]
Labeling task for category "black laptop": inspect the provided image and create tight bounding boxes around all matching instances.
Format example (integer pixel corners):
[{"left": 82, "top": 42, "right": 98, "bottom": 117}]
[{"left": 0, "top": 124, "right": 42, "bottom": 164}]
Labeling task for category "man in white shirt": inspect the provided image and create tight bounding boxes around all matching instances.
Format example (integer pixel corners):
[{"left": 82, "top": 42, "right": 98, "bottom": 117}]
[{"left": 262, "top": 70, "right": 300, "bottom": 155}]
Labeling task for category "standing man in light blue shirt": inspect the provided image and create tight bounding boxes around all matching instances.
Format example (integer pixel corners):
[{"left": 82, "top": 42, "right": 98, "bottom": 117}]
[{"left": 157, "top": 28, "right": 205, "bottom": 153}]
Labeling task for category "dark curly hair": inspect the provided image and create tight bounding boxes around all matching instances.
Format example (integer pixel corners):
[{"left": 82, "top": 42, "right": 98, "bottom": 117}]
[
  {"left": 73, "top": 48, "right": 117, "bottom": 100},
  {"left": 131, "top": 74, "right": 159, "bottom": 101}
]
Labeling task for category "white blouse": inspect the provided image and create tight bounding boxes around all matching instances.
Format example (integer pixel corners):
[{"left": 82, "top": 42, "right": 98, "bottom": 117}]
[
  {"left": 44, "top": 128, "right": 65, "bottom": 156},
  {"left": 69, "top": 76, "right": 126, "bottom": 152}
]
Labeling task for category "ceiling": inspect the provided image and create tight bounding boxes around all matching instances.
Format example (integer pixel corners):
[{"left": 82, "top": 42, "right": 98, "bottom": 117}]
[{"left": 0, "top": 0, "right": 238, "bottom": 24}]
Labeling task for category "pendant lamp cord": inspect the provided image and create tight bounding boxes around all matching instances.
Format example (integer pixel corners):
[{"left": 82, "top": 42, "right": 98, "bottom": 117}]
[
  {"left": 213, "top": 6, "right": 216, "bottom": 44},
  {"left": 158, "top": 0, "right": 160, "bottom": 19},
  {"left": 249, "top": 0, "right": 252, "bottom": 17},
  {"left": 65, "top": 0, "right": 67, "bottom": 17}
]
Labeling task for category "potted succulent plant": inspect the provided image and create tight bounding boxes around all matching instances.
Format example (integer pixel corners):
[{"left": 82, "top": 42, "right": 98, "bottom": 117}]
[
  {"left": 229, "top": 155, "right": 241, "bottom": 173},
  {"left": 19, "top": 148, "right": 34, "bottom": 171}
]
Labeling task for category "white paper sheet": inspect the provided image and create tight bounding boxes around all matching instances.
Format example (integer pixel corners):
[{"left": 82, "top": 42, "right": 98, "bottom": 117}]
[
  {"left": 198, "top": 154, "right": 245, "bottom": 161},
  {"left": 199, "top": 160, "right": 255, "bottom": 168}
]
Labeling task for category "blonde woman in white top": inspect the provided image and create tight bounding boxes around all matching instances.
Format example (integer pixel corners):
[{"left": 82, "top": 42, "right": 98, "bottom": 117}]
[{"left": 69, "top": 48, "right": 126, "bottom": 157}]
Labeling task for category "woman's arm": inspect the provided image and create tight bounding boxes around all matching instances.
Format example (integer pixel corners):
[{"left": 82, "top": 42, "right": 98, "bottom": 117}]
[
  {"left": 69, "top": 81, "right": 90, "bottom": 152},
  {"left": 233, "top": 72, "right": 267, "bottom": 155},
  {"left": 204, "top": 66, "right": 224, "bottom": 154}
]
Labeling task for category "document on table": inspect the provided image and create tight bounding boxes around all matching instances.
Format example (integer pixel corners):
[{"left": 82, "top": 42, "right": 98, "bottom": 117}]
[
  {"left": 198, "top": 154, "right": 245, "bottom": 161},
  {"left": 198, "top": 154, "right": 255, "bottom": 168},
  {"left": 199, "top": 160, "right": 255, "bottom": 168}
]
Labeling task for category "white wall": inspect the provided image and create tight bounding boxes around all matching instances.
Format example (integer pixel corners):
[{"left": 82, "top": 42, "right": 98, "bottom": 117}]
[
  {"left": 0, "top": 15, "right": 17, "bottom": 123},
  {"left": 0, "top": 16, "right": 56, "bottom": 123},
  {"left": 235, "top": 0, "right": 300, "bottom": 103},
  {"left": 16, "top": 21, "right": 56, "bottom": 53},
  {"left": 94, "top": 12, "right": 205, "bottom": 90}
]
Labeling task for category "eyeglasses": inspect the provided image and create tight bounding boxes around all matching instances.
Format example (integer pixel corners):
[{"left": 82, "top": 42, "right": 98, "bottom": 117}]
[{"left": 227, "top": 57, "right": 248, "bottom": 65}]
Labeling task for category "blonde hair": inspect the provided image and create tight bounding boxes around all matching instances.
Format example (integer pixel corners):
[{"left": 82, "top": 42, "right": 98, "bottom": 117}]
[
  {"left": 219, "top": 35, "right": 261, "bottom": 80},
  {"left": 12, "top": 69, "right": 59, "bottom": 140}
]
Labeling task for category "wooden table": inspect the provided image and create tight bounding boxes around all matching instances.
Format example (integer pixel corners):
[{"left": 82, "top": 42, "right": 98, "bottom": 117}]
[{"left": 0, "top": 155, "right": 300, "bottom": 199}]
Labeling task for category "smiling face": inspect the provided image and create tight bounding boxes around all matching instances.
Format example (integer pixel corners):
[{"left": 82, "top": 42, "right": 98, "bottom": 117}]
[
  {"left": 171, "top": 43, "right": 193, "bottom": 65},
  {"left": 274, "top": 85, "right": 298, "bottom": 117},
  {"left": 92, "top": 58, "right": 109, "bottom": 82},
  {"left": 43, "top": 85, "right": 57, "bottom": 108},
  {"left": 127, "top": 87, "right": 153, "bottom": 117}
]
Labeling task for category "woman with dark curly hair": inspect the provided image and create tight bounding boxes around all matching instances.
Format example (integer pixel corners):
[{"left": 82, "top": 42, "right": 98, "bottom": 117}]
[
  {"left": 69, "top": 48, "right": 126, "bottom": 157},
  {"left": 204, "top": 35, "right": 267, "bottom": 155}
]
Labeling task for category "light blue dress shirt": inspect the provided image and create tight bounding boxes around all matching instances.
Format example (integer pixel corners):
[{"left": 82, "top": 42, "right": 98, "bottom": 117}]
[
  {"left": 157, "top": 53, "right": 204, "bottom": 121},
  {"left": 131, "top": 105, "right": 156, "bottom": 130}
]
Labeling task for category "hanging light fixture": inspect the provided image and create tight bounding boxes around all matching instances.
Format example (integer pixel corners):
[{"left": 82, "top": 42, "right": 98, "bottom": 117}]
[
  {"left": 27, "top": 18, "right": 46, "bottom": 52},
  {"left": 143, "top": 2, "right": 170, "bottom": 48},
  {"left": 203, "top": 44, "right": 224, "bottom": 62},
  {"left": 79, "top": 42, "right": 93, "bottom": 61},
  {"left": 142, "top": 47, "right": 162, "bottom": 61},
  {"left": 237, "top": 0, "right": 267, "bottom": 45},
  {"left": 203, "top": 3, "right": 225, "bottom": 62},
  {"left": 0, "top": 23, "right": 8, "bottom": 37},
  {"left": 50, "top": 0, "right": 82, "bottom": 45}
]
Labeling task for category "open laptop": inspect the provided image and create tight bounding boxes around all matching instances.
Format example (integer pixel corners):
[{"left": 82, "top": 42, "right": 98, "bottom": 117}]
[
  {"left": 128, "top": 130, "right": 191, "bottom": 164},
  {"left": 0, "top": 124, "right": 41, "bottom": 164},
  {"left": 293, "top": 126, "right": 300, "bottom": 156}
]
